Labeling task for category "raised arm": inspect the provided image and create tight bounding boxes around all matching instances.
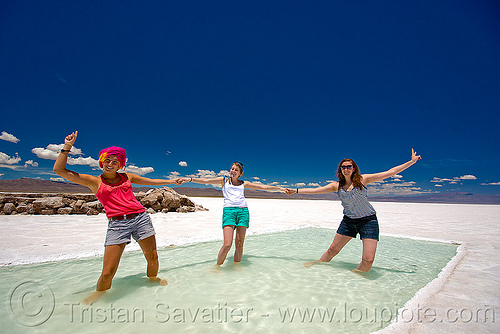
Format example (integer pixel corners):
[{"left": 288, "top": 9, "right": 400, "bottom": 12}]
[
  {"left": 362, "top": 148, "right": 422, "bottom": 185},
  {"left": 243, "top": 181, "right": 286, "bottom": 193},
  {"left": 53, "top": 131, "right": 100, "bottom": 193},
  {"left": 286, "top": 182, "right": 338, "bottom": 195}
]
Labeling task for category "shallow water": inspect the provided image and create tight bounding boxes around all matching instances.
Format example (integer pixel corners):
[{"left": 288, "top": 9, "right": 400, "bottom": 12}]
[{"left": 1, "top": 228, "right": 457, "bottom": 334}]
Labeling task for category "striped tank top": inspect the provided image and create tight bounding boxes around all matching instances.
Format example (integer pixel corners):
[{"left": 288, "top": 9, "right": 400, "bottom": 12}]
[{"left": 338, "top": 186, "right": 376, "bottom": 219}]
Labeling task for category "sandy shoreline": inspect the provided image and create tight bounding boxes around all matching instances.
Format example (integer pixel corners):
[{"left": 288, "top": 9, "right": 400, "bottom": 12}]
[{"left": 1, "top": 197, "right": 499, "bottom": 333}]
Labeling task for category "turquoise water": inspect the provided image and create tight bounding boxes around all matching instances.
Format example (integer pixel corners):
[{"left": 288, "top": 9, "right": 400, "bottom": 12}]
[{"left": 1, "top": 228, "right": 457, "bottom": 334}]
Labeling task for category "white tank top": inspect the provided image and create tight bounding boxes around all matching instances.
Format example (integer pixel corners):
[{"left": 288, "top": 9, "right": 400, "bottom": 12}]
[{"left": 222, "top": 177, "right": 248, "bottom": 207}]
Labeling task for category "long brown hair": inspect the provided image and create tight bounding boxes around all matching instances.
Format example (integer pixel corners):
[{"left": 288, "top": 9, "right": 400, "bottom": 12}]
[{"left": 337, "top": 158, "right": 364, "bottom": 191}]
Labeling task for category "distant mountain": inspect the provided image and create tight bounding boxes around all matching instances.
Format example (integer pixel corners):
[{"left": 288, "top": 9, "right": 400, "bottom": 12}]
[
  {"left": 0, "top": 178, "right": 499, "bottom": 205},
  {"left": 369, "top": 192, "right": 500, "bottom": 205},
  {"left": 0, "top": 178, "right": 92, "bottom": 193}
]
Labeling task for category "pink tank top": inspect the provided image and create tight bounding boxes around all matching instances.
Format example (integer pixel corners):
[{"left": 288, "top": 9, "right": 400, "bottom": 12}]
[{"left": 96, "top": 173, "right": 145, "bottom": 218}]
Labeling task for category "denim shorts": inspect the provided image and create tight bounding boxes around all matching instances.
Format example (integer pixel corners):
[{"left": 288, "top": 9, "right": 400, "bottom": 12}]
[
  {"left": 336, "top": 214, "right": 379, "bottom": 240},
  {"left": 104, "top": 212, "right": 156, "bottom": 246},
  {"left": 222, "top": 207, "right": 250, "bottom": 228}
]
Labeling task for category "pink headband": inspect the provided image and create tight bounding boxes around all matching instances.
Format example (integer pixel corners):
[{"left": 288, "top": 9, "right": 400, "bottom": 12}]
[{"left": 99, "top": 146, "right": 126, "bottom": 169}]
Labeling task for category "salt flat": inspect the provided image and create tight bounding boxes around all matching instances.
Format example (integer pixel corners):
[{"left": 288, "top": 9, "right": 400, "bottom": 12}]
[{"left": 1, "top": 197, "right": 499, "bottom": 333}]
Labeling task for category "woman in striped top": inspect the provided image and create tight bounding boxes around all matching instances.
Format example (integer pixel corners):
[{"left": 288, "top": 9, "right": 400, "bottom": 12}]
[{"left": 286, "top": 149, "right": 421, "bottom": 272}]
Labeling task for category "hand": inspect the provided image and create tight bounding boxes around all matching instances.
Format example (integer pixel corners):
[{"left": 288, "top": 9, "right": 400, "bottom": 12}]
[
  {"left": 175, "top": 177, "right": 192, "bottom": 185},
  {"left": 411, "top": 148, "right": 421, "bottom": 163},
  {"left": 285, "top": 188, "right": 296, "bottom": 195},
  {"left": 65, "top": 131, "right": 78, "bottom": 146}
]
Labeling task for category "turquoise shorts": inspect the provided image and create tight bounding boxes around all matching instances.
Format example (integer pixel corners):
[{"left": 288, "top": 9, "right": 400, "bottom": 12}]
[{"left": 222, "top": 207, "right": 250, "bottom": 228}]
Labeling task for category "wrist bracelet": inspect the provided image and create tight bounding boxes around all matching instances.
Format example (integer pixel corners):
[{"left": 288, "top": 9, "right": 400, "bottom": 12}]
[
  {"left": 190, "top": 178, "right": 193, "bottom": 182},
  {"left": 296, "top": 188, "right": 299, "bottom": 193},
  {"left": 60, "top": 149, "right": 71, "bottom": 153}
]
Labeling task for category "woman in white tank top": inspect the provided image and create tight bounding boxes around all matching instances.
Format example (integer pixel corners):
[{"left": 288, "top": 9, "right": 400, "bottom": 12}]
[{"left": 181, "top": 162, "right": 286, "bottom": 268}]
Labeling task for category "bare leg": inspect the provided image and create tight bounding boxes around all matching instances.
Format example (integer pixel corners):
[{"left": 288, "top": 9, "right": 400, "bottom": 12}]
[
  {"left": 83, "top": 243, "right": 126, "bottom": 304},
  {"left": 353, "top": 238, "right": 378, "bottom": 273},
  {"left": 216, "top": 226, "right": 235, "bottom": 266},
  {"left": 233, "top": 226, "right": 247, "bottom": 263},
  {"left": 138, "top": 235, "right": 167, "bottom": 286},
  {"left": 304, "top": 233, "right": 353, "bottom": 267}
]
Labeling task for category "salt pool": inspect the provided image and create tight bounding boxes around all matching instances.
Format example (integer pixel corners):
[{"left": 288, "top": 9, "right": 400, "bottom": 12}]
[{"left": 1, "top": 228, "right": 458, "bottom": 333}]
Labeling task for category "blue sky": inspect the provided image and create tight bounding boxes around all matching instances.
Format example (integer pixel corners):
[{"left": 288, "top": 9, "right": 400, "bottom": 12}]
[{"left": 1, "top": 0, "right": 499, "bottom": 196}]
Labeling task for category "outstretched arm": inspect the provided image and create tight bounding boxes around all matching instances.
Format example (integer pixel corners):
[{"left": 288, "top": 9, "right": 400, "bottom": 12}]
[
  {"left": 243, "top": 181, "right": 286, "bottom": 193},
  {"left": 362, "top": 148, "right": 422, "bottom": 185},
  {"left": 53, "top": 131, "right": 100, "bottom": 193},
  {"left": 127, "top": 173, "right": 184, "bottom": 186},
  {"left": 286, "top": 182, "right": 338, "bottom": 195},
  {"left": 180, "top": 176, "right": 225, "bottom": 188}
]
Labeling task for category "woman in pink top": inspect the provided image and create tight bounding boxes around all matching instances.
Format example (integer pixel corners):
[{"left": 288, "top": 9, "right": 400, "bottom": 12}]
[{"left": 53, "top": 131, "right": 181, "bottom": 304}]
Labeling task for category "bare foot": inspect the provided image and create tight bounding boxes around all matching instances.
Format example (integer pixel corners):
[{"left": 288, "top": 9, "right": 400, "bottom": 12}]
[
  {"left": 304, "top": 261, "right": 319, "bottom": 268},
  {"left": 233, "top": 262, "right": 242, "bottom": 271},
  {"left": 352, "top": 268, "right": 368, "bottom": 275},
  {"left": 212, "top": 264, "right": 221, "bottom": 273},
  {"left": 83, "top": 291, "right": 105, "bottom": 305},
  {"left": 149, "top": 276, "right": 168, "bottom": 286}
]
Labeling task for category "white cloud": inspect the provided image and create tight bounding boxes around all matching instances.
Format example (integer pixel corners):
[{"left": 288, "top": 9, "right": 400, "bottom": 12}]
[
  {"left": 166, "top": 151, "right": 172, "bottom": 155},
  {"left": 252, "top": 177, "right": 260, "bottom": 180},
  {"left": 166, "top": 171, "right": 181, "bottom": 179},
  {"left": 0, "top": 152, "right": 21, "bottom": 165},
  {"left": 31, "top": 144, "right": 97, "bottom": 167},
  {"left": 368, "top": 182, "right": 433, "bottom": 196},
  {"left": 431, "top": 177, "right": 451, "bottom": 183},
  {"left": 179, "top": 161, "right": 188, "bottom": 167},
  {"left": 0, "top": 131, "right": 20, "bottom": 143},
  {"left": 32, "top": 144, "right": 83, "bottom": 160},
  {"left": 481, "top": 182, "right": 500, "bottom": 186},
  {"left": 392, "top": 181, "right": 416, "bottom": 187},
  {"left": 295, "top": 182, "right": 306, "bottom": 188},
  {"left": 0, "top": 164, "right": 22, "bottom": 170},
  {"left": 122, "top": 165, "right": 154, "bottom": 176},
  {"left": 308, "top": 182, "right": 320, "bottom": 187},
  {"left": 434, "top": 184, "right": 443, "bottom": 187},
  {"left": 46, "top": 144, "right": 83, "bottom": 155},
  {"left": 69, "top": 156, "right": 99, "bottom": 167},
  {"left": 218, "top": 170, "right": 230, "bottom": 177},
  {"left": 50, "top": 177, "right": 67, "bottom": 182},
  {"left": 431, "top": 175, "right": 477, "bottom": 184},
  {"left": 24, "top": 160, "right": 39, "bottom": 168},
  {"left": 31, "top": 147, "right": 59, "bottom": 160}
]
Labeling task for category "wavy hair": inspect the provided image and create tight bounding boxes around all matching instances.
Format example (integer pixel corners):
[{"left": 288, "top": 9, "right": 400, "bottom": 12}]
[{"left": 337, "top": 158, "right": 364, "bottom": 191}]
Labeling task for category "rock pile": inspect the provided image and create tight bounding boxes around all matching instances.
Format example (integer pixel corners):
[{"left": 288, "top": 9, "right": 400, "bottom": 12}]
[{"left": 0, "top": 187, "right": 207, "bottom": 216}]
